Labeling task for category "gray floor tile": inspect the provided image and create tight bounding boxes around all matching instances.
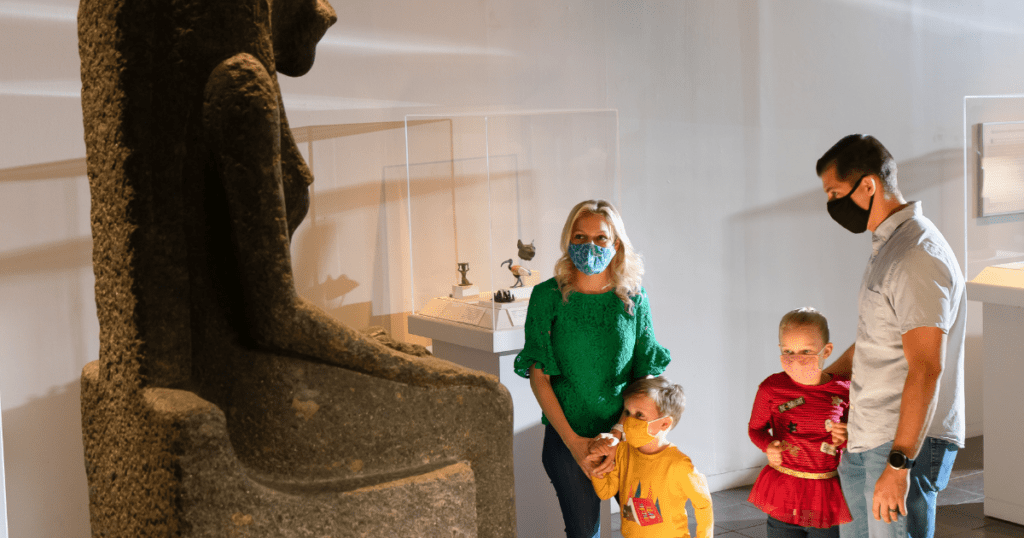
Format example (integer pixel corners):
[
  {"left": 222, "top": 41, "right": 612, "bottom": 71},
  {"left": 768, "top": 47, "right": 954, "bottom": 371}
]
[
  {"left": 947, "top": 471, "right": 985, "bottom": 496},
  {"left": 950, "top": 467, "right": 984, "bottom": 481},
  {"left": 943, "top": 502, "right": 987, "bottom": 520},
  {"left": 712, "top": 485, "right": 755, "bottom": 508},
  {"left": 733, "top": 522, "right": 768, "bottom": 538},
  {"left": 980, "top": 520, "right": 1024, "bottom": 537},
  {"left": 939, "top": 486, "right": 986, "bottom": 506},
  {"left": 953, "top": 437, "right": 984, "bottom": 472},
  {"left": 714, "top": 502, "right": 768, "bottom": 530},
  {"left": 936, "top": 508, "right": 989, "bottom": 531},
  {"left": 716, "top": 518, "right": 767, "bottom": 532},
  {"left": 945, "top": 521, "right": 1024, "bottom": 538}
]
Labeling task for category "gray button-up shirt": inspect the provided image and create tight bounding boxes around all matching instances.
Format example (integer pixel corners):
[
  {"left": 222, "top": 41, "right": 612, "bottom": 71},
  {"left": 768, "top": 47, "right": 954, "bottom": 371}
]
[{"left": 848, "top": 202, "right": 967, "bottom": 453}]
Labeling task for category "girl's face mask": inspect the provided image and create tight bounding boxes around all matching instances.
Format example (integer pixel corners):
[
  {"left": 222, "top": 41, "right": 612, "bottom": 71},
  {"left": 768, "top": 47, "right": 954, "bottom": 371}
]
[{"left": 779, "top": 345, "right": 827, "bottom": 385}]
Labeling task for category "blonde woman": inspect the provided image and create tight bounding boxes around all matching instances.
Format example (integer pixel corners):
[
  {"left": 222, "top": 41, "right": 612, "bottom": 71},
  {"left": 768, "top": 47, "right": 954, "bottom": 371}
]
[{"left": 514, "top": 200, "right": 672, "bottom": 538}]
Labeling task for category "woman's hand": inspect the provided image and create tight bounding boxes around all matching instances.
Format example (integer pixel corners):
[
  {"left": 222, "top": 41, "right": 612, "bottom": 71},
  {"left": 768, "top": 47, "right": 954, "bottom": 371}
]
[
  {"left": 587, "top": 434, "right": 618, "bottom": 478},
  {"left": 566, "top": 434, "right": 599, "bottom": 477}
]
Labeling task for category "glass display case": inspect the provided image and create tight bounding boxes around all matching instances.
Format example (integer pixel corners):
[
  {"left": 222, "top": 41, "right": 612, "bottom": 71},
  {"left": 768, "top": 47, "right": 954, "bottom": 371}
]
[
  {"left": 964, "top": 95, "right": 1024, "bottom": 279},
  {"left": 963, "top": 96, "right": 1024, "bottom": 525},
  {"left": 403, "top": 109, "right": 620, "bottom": 365}
]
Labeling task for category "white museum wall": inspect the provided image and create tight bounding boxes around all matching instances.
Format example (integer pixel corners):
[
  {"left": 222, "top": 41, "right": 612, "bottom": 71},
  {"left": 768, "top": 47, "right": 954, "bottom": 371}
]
[{"left": 2, "top": 1, "right": 1023, "bottom": 536}]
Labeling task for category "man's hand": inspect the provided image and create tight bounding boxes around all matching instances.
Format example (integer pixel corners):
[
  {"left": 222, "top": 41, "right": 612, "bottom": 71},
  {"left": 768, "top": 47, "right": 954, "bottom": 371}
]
[{"left": 872, "top": 465, "right": 909, "bottom": 523}]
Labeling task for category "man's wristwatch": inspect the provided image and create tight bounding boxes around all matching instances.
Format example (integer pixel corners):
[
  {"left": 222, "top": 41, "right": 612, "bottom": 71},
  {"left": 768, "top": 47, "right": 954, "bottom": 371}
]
[{"left": 888, "top": 449, "right": 911, "bottom": 470}]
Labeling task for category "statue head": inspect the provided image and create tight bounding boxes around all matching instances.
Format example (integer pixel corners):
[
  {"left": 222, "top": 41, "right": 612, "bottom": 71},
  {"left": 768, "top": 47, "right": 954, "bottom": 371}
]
[{"left": 272, "top": 0, "right": 337, "bottom": 76}]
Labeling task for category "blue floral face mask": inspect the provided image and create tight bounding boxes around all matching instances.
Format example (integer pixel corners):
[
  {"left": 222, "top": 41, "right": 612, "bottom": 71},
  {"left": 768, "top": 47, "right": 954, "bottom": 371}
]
[{"left": 568, "top": 242, "right": 616, "bottom": 275}]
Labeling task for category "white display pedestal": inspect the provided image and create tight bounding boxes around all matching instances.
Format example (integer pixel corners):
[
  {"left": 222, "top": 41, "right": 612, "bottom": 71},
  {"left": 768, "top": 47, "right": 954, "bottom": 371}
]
[
  {"left": 966, "top": 263, "right": 1024, "bottom": 526},
  {"left": 407, "top": 313, "right": 526, "bottom": 378}
]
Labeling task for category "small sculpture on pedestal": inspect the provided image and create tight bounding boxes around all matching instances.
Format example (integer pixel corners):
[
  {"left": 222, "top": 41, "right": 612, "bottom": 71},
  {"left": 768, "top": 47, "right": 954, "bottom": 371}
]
[
  {"left": 457, "top": 262, "right": 472, "bottom": 286},
  {"left": 452, "top": 262, "right": 478, "bottom": 299},
  {"left": 501, "top": 259, "right": 534, "bottom": 289},
  {"left": 493, "top": 289, "right": 514, "bottom": 303},
  {"left": 517, "top": 240, "right": 536, "bottom": 261},
  {"left": 498, "top": 239, "right": 537, "bottom": 289}
]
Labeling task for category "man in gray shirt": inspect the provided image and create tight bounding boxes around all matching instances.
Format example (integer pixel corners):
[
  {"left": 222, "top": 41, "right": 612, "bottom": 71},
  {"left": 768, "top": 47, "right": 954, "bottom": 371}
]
[{"left": 816, "top": 135, "right": 966, "bottom": 538}]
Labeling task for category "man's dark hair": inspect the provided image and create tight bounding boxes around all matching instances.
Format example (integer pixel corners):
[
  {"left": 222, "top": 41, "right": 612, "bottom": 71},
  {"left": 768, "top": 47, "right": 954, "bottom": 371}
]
[{"left": 816, "top": 134, "right": 900, "bottom": 194}]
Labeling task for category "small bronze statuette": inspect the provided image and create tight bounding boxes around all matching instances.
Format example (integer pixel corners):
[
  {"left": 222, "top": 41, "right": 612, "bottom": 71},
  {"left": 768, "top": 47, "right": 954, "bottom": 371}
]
[
  {"left": 517, "top": 239, "right": 536, "bottom": 261},
  {"left": 457, "top": 262, "right": 472, "bottom": 286},
  {"left": 493, "top": 289, "right": 514, "bottom": 303},
  {"left": 501, "top": 258, "right": 533, "bottom": 288}
]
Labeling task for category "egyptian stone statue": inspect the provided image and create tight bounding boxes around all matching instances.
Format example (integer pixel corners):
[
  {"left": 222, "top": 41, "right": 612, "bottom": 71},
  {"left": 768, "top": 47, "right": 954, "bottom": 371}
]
[{"left": 78, "top": 0, "right": 515, "bottom": 535}]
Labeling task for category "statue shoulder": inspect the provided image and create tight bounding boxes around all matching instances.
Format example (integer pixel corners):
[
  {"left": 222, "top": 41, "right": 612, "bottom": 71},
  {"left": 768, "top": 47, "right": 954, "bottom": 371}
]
[
  {"left": 204, "top": 53, "right": 278, "bottom": 116},
  {"left": 202, "top": 53, "right": 280, "bottom": 143}
]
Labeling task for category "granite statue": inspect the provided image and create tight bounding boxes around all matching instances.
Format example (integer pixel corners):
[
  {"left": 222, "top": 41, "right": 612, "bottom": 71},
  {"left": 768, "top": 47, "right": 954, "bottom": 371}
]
[{"left": 78, "top": 0, "right": 515, "bottom": 535}]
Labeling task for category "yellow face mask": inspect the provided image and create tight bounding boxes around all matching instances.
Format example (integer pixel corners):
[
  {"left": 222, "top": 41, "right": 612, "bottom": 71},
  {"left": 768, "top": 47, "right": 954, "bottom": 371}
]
[{"left": 622, "top": 415, "right": 665, "bottom": 448}]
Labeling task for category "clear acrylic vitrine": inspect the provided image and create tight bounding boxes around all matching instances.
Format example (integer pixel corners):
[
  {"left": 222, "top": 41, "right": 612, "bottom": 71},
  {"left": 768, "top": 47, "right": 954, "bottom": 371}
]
[{"left": 404, "top": 109, "right": 621, "bottom": 342}]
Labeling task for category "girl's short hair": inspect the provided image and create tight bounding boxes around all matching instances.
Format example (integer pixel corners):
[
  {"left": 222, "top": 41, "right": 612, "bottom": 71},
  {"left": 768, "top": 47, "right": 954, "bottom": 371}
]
[
  {"left": 554, "top": 200, "right": 644, "bottom": 313},
  {"left": 778, "top": 307, "right": 830, "bottom": 343},
  {"left": 623, "top": 376, "right": 685, "bottom": 429}
]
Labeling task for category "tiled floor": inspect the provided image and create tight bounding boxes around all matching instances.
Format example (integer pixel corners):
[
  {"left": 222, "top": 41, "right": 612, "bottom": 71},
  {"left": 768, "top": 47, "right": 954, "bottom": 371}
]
[{"left": 610, "top": 436, "right": 1024, "bottom": 537}]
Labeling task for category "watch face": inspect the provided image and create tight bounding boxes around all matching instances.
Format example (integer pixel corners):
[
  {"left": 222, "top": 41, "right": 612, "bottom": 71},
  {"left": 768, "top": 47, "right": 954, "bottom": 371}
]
[{"left": 889, "top": 451, "right": 907, "bottom": 469}]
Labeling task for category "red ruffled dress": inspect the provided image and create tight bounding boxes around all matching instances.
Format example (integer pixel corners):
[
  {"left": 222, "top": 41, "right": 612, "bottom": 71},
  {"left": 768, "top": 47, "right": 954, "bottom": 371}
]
[{"left": 747, "top": 372, "right": 853, "bottom": 529}]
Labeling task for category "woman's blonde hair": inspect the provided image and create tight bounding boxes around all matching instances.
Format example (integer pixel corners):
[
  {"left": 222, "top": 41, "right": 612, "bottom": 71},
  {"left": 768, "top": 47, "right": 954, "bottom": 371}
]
[{"left": 554, "top": 200, "right": 644, "bottom": 313}]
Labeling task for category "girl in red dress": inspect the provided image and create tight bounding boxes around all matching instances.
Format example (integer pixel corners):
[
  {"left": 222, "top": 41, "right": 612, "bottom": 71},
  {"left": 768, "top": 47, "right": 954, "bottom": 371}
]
[{"left": 747, "top": 307, "right": 853, "bottom": 538}]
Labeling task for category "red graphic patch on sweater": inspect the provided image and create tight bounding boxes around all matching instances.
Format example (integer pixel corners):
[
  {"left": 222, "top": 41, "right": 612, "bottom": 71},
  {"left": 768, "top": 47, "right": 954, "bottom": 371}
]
[{"left": 625, "top": 482, "right": 663, "bottom": 527}]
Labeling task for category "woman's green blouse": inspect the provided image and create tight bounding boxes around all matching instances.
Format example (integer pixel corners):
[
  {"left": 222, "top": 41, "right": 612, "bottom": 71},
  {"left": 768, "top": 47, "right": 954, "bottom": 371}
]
[{"left": 513, "top": 277, "right": 671, "bottom": 438}]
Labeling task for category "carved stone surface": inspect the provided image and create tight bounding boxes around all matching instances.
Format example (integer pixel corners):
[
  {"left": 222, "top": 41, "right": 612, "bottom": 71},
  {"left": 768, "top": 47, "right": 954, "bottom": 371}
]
[{"left": 78, "top": 0, "right": 515, "bottom": 535}]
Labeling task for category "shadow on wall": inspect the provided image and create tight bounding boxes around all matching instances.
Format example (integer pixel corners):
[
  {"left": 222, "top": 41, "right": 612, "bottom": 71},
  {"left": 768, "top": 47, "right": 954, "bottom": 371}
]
[
  {"left": 0, "top": 157, "right": 97, "bottom": 537},
  {"left": 0, "top": 238, "right": 92, "bottom": 276},
  {"left": 0, "top": 157, "right": 86, "bottom": 184},
  {"left": 0, "top": 157, "right": 92, "bottom": 277},
  {"left": 1, "top": 380, "right": 90, "bottom": 537},
  {"left": 897, "top": 148, "right": 965, "bottom": 257}
]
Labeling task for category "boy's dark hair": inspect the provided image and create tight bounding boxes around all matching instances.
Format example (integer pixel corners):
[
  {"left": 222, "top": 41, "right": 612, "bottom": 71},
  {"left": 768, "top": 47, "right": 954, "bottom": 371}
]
[
  {"left": 623, "top": 376, "right": 685, "bottom": 430},
  {"left": 816, "top": 134, "right": 900, "bottom": 195}
]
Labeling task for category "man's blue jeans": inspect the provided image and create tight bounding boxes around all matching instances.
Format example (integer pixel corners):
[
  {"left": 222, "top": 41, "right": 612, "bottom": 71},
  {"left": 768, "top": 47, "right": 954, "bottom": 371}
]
[
  {"left": 838, "top": 438, "right": 958, "bottom": 538},
  {"left": 541, "top": 424, "right": 601, "bottom": 538}
]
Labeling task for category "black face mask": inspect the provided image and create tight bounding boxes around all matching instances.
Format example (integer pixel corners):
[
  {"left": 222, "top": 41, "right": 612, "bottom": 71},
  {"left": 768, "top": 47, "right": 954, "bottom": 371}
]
[{"left": 827, "top": 174, "right": 874, "bottom": 234}]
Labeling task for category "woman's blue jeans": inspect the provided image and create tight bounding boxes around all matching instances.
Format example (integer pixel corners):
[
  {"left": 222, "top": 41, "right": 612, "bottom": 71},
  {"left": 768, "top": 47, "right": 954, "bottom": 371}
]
[
  {"left": 838, "top": 438, "right": 958, "bottom": 538},
  {"left": 541, "top": 424, "right": 601, "bottom": 538}
]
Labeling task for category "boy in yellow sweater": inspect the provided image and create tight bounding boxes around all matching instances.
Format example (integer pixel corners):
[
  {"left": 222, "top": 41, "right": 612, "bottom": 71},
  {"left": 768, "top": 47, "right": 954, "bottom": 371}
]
[{"left": 590, "top": 377, "right": 714, "bottom": 538}]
